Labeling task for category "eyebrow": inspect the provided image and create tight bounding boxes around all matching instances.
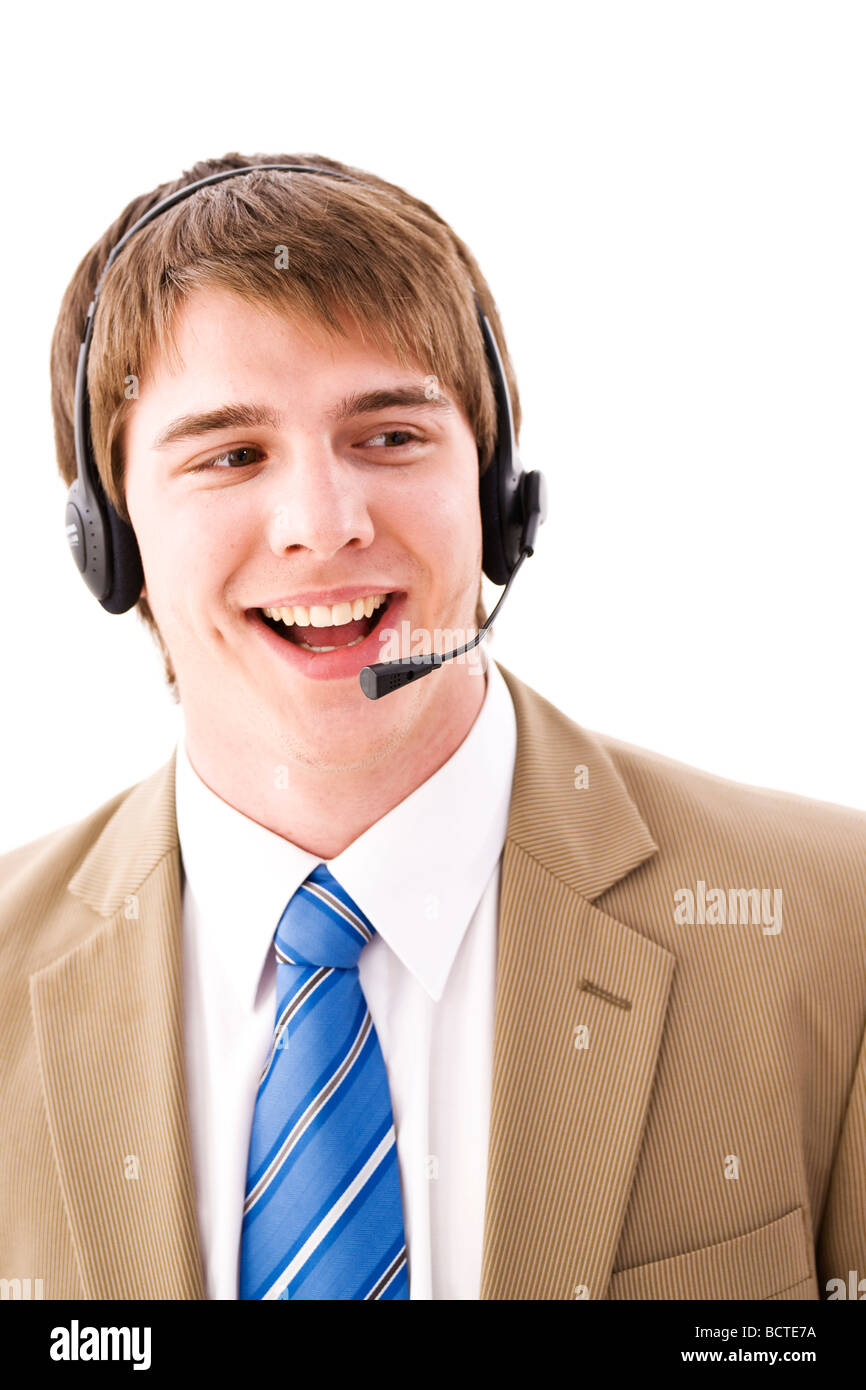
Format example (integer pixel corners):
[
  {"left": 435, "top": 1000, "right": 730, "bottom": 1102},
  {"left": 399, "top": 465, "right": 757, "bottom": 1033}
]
[
  {"left": 325, "top": 386, "right": 456, "bottom": 423},
  {"left": 151, "top": 386, "right": 455, "bottom": 450}
]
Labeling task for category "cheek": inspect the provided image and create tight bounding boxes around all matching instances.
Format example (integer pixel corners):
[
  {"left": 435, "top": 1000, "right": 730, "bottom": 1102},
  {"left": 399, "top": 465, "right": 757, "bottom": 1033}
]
[
  {"left": 401, "top": 470, "right": 480, "bottom": 548},
  {"left": 144, "top": 495, "right": 247, "bottom": 592}
]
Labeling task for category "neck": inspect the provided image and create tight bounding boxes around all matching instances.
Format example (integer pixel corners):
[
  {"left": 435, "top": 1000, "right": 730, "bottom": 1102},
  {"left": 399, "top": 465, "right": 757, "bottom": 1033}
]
[{"left": 182, "top": 664, "right": 489, "bottom": 858}]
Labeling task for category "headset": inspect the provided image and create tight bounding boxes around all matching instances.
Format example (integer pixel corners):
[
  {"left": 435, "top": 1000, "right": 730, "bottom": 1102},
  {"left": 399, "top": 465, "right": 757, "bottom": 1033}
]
[{"left": 65, "top": 163, "right": 547, "bottom": 699}]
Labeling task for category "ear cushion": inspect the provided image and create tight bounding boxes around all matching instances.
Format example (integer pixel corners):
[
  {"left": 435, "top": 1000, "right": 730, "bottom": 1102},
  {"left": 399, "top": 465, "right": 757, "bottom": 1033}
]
[
  {"left": 102, "top": 504, "right": 144, "bottom": 614},
  {"left": 475, "top": 301, "right": 525, "bottom": 586},
  {"left": 479, "top": 449, "right": 513, "bottom": 586}
]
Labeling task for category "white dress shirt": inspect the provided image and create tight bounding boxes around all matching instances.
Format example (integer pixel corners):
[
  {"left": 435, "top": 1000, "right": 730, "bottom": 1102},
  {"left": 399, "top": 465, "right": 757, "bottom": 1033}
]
[{"left": 176, "top": 655, "right": 517, "bottom": 1300}]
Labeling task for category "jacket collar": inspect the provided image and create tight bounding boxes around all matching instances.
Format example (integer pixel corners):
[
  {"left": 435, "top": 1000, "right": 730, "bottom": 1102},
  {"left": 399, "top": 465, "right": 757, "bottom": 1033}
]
[{"left": 31, "top": 660, "right": 672, "bottom": 1299}]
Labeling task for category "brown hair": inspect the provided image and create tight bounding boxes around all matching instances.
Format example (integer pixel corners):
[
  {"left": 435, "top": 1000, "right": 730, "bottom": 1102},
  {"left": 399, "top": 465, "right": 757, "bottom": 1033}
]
[{"left": 50, "top": 151, "right": 521, "bottom": 696}]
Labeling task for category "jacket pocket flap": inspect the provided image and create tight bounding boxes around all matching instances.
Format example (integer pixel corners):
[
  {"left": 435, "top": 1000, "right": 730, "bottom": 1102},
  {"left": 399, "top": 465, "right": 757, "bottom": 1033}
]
[{"left": 608, "top": 1207, "right": 815, "bottom": 1300}]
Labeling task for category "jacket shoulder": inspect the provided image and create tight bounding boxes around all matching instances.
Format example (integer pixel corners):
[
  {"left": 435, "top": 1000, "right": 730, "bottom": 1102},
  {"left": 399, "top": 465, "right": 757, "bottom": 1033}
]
[
  {"left": 0, "top": 780, "right": 142, "bottom": 943},
  {"left": 596, "top": 728, "right": 866, "bottom": 873},
  {"left": 600, "top": 729, "right": 865, "bottom": 824}
]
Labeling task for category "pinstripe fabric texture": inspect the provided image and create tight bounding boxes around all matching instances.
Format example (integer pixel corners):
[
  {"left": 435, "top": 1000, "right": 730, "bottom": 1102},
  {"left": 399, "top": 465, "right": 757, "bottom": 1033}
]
[
  {"left": 1, "top": 660, "right": 864, "bottom": 1300},
  {"left": 239, "top": 864, "right": 408, "bottom": 1300}
]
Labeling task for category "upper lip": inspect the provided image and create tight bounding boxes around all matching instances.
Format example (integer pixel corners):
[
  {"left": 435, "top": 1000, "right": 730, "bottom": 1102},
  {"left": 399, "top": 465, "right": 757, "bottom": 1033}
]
[{"left": 253, "top": 586, "right": 402, "bottom": 609}]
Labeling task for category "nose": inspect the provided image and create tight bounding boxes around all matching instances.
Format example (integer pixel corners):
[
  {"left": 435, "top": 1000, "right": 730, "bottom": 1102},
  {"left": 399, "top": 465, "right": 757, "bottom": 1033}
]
[{"left": 266, "top": 447, "right": 376, "bottom": 561}]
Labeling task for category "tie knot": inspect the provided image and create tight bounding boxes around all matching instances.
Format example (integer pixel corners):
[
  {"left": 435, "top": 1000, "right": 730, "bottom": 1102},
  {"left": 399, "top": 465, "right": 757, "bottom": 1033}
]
[{"left": 274, "top": 863, "right": 376, "bottom": 969}]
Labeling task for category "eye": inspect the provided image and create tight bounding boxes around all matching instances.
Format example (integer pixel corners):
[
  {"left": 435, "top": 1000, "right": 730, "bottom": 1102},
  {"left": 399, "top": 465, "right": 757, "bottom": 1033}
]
[
  {"left": 190, "top": 445, "right": 266, "bottom": 473},
  {"left": 359, "top": 428, "right": 424, "bottom": 449}
]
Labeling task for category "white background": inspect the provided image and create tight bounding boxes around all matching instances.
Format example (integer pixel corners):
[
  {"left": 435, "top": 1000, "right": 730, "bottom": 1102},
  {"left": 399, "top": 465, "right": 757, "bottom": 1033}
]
[{"left": 2, "top": 0, "right": 864, "bottom": 850}]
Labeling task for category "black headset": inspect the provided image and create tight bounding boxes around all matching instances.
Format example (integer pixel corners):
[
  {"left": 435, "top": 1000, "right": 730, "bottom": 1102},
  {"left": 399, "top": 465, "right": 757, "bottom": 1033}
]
[{"left": 65, "top": 163, "right": 546, "bottom": 623}]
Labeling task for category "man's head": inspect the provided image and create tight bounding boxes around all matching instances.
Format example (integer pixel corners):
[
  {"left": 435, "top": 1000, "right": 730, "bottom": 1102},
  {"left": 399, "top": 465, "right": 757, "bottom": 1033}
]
[{"left": 50, "top": 152, "right": 522, "bottom": 772}]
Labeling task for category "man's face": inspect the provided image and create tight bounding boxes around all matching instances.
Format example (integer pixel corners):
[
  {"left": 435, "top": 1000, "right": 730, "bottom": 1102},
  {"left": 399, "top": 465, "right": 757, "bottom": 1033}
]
[{"left": 123, "top": 285, "right": 484, "bottom": 771}]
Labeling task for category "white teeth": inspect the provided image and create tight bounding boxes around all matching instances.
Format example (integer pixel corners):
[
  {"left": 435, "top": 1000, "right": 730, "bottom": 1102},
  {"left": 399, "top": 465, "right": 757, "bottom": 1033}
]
[
  {"left": 263, "top": 593, "right": 387, "bottom": 629},
  {"left": 296, "top": 633, "right": 368, "bottom": 652}
]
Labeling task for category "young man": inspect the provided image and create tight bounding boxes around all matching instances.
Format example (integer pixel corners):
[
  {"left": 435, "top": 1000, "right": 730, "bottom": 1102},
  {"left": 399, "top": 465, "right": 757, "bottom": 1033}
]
[{"left": 0, "top": 153, "right": 864, "bottom": 1302}]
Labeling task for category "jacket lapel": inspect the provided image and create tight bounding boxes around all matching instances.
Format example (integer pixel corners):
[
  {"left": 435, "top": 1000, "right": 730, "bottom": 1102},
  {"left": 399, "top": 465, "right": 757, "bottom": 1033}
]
[
  {"left": 30, "top": 751, "right": 204, "bottom": 1299},
  {"left": 481, "top": 664, "right": 675, "bottom": 1299}
]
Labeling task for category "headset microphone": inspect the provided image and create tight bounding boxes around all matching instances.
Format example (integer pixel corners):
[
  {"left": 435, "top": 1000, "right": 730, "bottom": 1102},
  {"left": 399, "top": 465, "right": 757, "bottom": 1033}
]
[{"left": 65, "top": 162, "right": 548, "bottom": 696}]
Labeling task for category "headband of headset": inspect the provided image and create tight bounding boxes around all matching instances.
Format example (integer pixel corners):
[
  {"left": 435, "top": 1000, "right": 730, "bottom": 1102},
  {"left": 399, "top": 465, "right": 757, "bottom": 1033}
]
[{"left": 65, "top": 162, "right": 545, "bottom": 612}]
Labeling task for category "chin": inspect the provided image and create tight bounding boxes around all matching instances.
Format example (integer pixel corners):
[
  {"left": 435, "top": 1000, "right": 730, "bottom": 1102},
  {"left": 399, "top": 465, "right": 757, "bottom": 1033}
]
[{"left": 263, "top": 693, "right": 417, "bottom": 767}]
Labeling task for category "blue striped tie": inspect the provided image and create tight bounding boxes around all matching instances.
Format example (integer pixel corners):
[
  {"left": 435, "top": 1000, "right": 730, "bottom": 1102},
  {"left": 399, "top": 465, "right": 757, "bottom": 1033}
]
[{"left": 239, "top": 862, "right": 410, "bottom": 1300}]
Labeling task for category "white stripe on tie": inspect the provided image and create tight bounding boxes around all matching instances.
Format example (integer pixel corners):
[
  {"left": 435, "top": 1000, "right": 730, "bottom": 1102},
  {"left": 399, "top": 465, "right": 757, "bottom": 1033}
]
[
  {"left": 263, "top": 1125, "right": 397, "bottom": 1300},
  {"left": 300, "top": 881, "right": 373, "bottom": 942},
  {"left": 244, "top": 1013, "right": 373, "bottom": 1215},
  {"left": 257, "top": 967, "right": 333, "bottom": 1087}
]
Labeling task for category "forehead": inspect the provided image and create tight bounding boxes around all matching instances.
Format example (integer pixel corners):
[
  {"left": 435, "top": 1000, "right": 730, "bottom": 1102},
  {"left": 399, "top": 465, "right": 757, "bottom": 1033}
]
[{"left": 151, "top": 283, "right": 417, "bottom": 389}]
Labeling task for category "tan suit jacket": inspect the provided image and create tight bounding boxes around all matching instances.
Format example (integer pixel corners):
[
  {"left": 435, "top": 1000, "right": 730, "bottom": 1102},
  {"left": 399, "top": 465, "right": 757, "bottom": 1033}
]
[{"left": 1, "top": 662, "right": 864, "bottom": 1300}]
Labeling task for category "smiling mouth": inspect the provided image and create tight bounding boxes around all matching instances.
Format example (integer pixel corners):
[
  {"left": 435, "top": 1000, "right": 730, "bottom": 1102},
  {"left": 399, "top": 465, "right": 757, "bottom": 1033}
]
[{"left": 255, "top": 592, "right": 397, "bottom": 652}]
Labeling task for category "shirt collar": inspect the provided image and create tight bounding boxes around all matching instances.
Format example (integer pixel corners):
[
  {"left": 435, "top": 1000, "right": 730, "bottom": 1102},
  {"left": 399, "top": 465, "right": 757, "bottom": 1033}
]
[{"left": 175, "top": 656, "right": 517, "bottom": 1007}]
